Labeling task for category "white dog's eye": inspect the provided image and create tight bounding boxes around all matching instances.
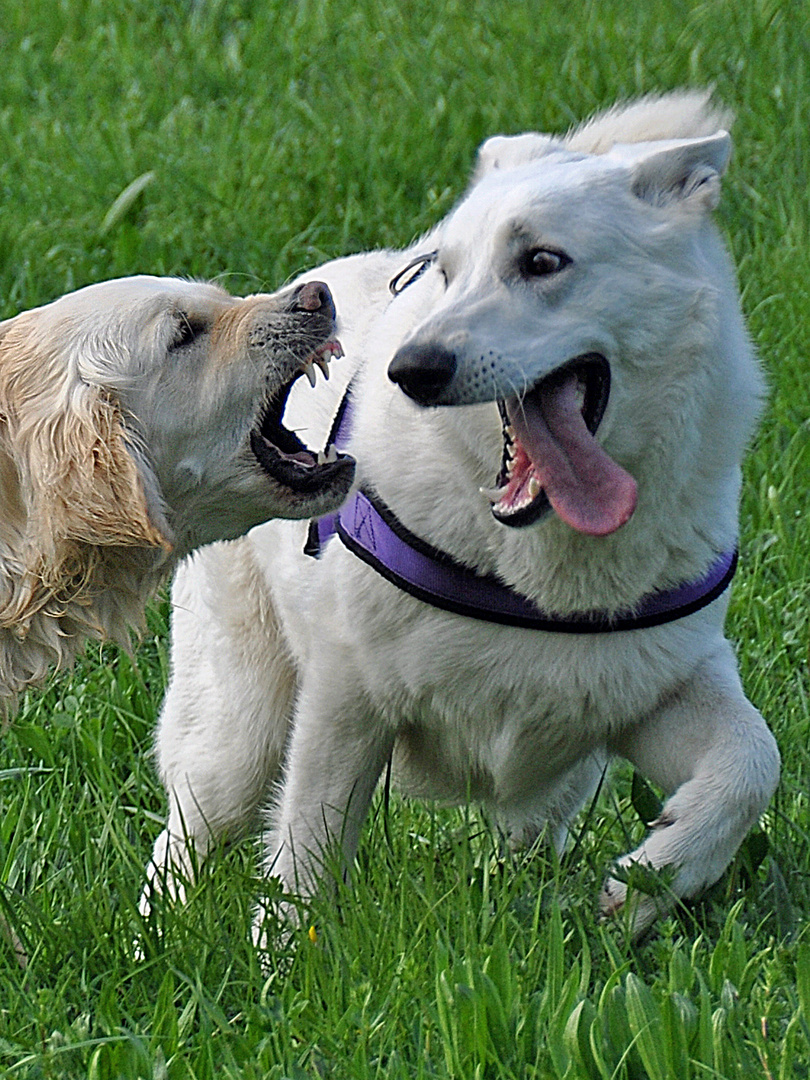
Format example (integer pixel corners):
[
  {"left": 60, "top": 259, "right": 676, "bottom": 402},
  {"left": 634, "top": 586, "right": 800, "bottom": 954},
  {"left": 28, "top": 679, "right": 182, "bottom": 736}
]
[
  {"left": 170, "top": 314, "right": 207, "bottom": 350},
  {"left": 519, "top": 247, "right": 571, "bottom": 278},
  {"left": 389, "top": 252, "right": 438, "bottom": 296}
]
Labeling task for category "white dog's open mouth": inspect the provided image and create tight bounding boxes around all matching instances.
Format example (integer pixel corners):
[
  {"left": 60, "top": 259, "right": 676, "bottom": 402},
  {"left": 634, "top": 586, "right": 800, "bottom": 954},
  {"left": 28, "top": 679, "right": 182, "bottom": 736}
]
[
  {"left": 484, "top": 356, "right": 637, "bottom": 536},
  {"left": 250, "top": 339, "right": 355, "bottom": 494}
]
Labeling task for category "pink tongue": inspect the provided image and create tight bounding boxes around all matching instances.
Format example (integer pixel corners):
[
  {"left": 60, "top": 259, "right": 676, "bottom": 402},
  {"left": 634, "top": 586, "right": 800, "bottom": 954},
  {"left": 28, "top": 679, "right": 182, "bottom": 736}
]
[{"left": 506, "top": 377, "right": 637, "bottom": 536}]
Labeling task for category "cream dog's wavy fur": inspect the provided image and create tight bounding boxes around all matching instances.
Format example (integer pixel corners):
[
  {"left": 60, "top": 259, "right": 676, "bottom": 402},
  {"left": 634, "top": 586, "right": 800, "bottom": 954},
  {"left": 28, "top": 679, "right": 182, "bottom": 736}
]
[{"left": 0, "top": 275, "right": 351, "bottom": 717}]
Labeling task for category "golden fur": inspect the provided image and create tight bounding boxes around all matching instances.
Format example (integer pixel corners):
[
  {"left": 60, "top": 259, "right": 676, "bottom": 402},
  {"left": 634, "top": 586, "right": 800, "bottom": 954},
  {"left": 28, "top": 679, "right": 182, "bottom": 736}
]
[{"left": 0, "top": 275, "right": 352, "bottom": 717}]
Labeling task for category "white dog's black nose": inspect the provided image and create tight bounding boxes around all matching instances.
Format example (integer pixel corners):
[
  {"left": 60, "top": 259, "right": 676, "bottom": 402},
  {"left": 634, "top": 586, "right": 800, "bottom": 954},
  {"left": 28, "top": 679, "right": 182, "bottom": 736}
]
[
  {"left": 293, "top": 281, "right": 335, "bottom": 319},
  {"left": 388, "top": 343, "right": 457, "bottom": 405}
]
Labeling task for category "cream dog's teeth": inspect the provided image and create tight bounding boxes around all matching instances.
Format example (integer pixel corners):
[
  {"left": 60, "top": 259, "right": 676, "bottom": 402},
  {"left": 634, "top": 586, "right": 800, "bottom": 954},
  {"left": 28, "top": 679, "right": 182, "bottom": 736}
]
[
  {"left": 528, "top": 477, "right": 541, "bottom": 498},
  {"left": 326, "top": 444, "right": 338, "bottom": 463},
  {"left": 479, "top": 486, "right": 504, "bottom": 503},
  {"left": 315, "top": 357, "right": 331, "bottom": 379},
  {"left": 316, "top": 450, "right": 327, "bottom": 465},
  {"left": 316, "top": 340, "right": 343, "bottom": 361},
  {"left": 303, "top": 362, "right": 317, "bottom": 388}
]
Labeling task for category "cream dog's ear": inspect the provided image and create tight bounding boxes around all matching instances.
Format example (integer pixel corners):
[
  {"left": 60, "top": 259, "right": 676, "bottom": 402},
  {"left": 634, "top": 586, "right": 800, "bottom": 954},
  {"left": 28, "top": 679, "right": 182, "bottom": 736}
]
[{"left": 0, "top": 310, "right": 172, "bottom": 713}]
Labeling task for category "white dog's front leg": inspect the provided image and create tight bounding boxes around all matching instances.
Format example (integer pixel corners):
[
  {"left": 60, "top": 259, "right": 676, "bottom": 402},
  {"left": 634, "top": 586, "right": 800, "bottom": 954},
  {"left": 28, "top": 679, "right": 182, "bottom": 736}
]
[
  {"left": 603, "top": 647, "right": 780, "bottom": 932},
  {"left": 142, "top": 540, "right": 297, "bottom": 919},
  {"left": 255, "top": 672, "right": 394, "bottom": 943}
]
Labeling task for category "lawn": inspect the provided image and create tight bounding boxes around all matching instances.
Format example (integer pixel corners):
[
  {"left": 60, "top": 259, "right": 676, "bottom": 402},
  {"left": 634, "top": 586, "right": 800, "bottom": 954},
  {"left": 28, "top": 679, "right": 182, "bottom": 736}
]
[{"left": 1, "top": 0, "right": 809, "bottom": 1076}]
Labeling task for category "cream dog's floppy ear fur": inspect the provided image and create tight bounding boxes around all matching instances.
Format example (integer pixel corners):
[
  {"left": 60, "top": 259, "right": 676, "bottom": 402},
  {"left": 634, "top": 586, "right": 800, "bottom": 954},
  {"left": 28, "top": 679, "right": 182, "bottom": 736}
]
[
  {"left": 0, "top": 312, "right": 171, "bottom": 717},
  {"left": 0, "top": 273, "right": 352, "bottom": 719}
]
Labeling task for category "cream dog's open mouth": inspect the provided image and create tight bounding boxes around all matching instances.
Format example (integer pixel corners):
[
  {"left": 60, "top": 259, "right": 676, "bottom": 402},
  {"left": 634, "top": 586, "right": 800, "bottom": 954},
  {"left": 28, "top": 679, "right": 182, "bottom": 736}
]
[
  {"left": 250, "top": 338, "right": 355, "bottom": 494},
  {"left": 482, "top": 355, "right": 637, "bottom": 536}
]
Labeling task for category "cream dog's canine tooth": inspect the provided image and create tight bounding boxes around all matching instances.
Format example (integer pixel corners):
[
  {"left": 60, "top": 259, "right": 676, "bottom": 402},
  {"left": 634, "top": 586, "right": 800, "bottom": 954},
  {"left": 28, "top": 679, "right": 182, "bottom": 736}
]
[
  {"left": 303, "top": 362, "right": 317, "bottom": 388},
  {"left": 326, "top": 444, "right": 338, "bottom": 463},
  {"left": 315, "top": 357, "right": 331, "bottom": 379},
  {"left": 528, "top": 477, "right": 541, "bottom": 498},
  {"left": 479, "top": 486, "right": 503, "bottom": 503}
]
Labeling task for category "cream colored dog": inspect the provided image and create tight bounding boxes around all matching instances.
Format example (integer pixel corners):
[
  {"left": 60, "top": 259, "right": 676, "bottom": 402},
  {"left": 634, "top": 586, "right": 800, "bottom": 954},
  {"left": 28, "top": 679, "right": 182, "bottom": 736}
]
[
  {"left": 0, "top": 276, "right": 353, "bottom": 717},
  {"left": 146, "top": 92, "right": 779, "bottom": 937}
]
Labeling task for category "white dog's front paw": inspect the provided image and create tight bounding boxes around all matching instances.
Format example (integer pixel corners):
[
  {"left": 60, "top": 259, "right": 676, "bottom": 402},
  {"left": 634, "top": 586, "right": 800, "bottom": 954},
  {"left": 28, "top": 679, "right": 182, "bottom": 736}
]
[
  {"left": 138, "top": 828, "right": 199, "bottom": 921},
  {"left": 600, "top": 874, "right": 657, "bottom": 936},
  {"left": 599, "top": 871, "right": 629, "bottom": 918},
  {"left": 251, "top": 897, "right": 310, "bottom": 972},
  {"left": 599, "top": 856, "right": 675, "bottom": 936}
]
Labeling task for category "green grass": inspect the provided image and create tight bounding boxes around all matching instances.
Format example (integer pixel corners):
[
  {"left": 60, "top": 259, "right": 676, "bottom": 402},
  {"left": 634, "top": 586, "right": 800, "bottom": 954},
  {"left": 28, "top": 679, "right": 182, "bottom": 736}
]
[{"left": 1, "top": 0, "right": 809, "bottom": 1075}]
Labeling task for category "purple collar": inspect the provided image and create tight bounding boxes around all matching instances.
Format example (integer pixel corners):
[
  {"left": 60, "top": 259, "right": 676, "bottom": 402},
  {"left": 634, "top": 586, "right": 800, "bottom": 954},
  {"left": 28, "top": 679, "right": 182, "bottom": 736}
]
[{"left": 305, "top": 391, "right": 738, "bottom": 633}]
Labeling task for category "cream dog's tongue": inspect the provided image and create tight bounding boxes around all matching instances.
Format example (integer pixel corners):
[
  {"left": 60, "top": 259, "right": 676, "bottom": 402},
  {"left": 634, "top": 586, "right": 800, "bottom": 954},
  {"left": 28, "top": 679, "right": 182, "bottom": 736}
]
[{"left": 507, "top": 377, "right": 637, "bottom": 536}]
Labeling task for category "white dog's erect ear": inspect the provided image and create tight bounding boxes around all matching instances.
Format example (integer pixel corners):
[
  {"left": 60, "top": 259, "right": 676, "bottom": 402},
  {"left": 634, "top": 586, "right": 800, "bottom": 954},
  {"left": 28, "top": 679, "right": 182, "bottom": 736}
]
[
  {"left": 565, "top": 90, "right": 733, "bottom": 155},
  {"left": 619, "top": 131, "right": 732, "bottom": 211},
  {"left": 473, "top": 132, "right": 563, "bottom": 181}
]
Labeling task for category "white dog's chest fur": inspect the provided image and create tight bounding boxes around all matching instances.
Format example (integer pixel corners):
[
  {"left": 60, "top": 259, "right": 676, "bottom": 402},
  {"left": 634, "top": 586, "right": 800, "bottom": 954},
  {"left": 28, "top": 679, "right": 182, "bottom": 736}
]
[{"left": 253, "top": 518, "right": 727, "bottom": 810}]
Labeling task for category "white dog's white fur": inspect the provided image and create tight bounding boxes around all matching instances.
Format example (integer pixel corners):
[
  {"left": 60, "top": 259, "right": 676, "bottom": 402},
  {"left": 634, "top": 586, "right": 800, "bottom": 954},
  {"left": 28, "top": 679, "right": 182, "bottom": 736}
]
[
  {"left": 0, "top": 275, "right": 353, "bottom": 717},
  {"left": 146, "top": 92, "right": 779, "bottom": 934}
]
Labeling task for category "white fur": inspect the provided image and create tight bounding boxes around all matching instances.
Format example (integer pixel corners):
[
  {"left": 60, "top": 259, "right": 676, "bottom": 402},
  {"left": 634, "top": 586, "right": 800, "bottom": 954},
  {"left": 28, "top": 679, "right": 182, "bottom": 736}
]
[
  {"left": 146, "top": 93, "right": 779, "bottom": 936},
  {"left": 0, "top": 275, "right": 350, "bottom": 717}
]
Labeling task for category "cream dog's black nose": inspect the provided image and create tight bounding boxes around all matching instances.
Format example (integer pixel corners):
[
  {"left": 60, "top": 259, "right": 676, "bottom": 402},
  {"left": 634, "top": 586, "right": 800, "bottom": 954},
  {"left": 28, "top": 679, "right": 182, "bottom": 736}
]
[
  {"left": 293, "top": 281, "right": 335, "bottom": 319},
  {"left": 388, "top": 342, "right": 457, "bottom": 405}
]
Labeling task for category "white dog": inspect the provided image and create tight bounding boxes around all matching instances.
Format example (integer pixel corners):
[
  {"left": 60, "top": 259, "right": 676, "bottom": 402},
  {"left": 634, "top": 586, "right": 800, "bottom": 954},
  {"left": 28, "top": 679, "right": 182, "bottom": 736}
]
[
  {"left": 146, "top": 92, "right": 779, "bottom": 935},
  {"left": 0, "top": 276, "right": 353, "bottom": 717}
]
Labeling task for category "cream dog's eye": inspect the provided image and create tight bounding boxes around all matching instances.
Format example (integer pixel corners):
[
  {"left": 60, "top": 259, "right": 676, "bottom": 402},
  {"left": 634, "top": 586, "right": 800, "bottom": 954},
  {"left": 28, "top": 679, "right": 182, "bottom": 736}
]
[
  {"left": 170, "top": 314, "right": 207, "bottom": 350},
  {"left": 519, "top": 247, "right": 571, "bottom": 277}
]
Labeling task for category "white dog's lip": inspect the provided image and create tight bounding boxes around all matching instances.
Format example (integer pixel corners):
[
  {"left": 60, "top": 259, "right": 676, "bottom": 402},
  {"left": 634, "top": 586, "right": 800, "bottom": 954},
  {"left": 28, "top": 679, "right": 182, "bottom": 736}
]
[
  {"left": 249, "top": 338, "right": 356, "bottom": 495},
  {"left": 489, "top": 355, "right": 637, "bottom": 535}
]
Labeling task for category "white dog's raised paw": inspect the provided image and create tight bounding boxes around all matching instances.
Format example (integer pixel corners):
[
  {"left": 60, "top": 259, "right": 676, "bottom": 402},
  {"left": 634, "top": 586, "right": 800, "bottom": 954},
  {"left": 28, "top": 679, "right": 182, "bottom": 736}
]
[
  {"left": 599, "top": 860, "right": 676, "bottom": 937},
  {"left": 599, "top": 873, "right": 628, "bottom": 918}
]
